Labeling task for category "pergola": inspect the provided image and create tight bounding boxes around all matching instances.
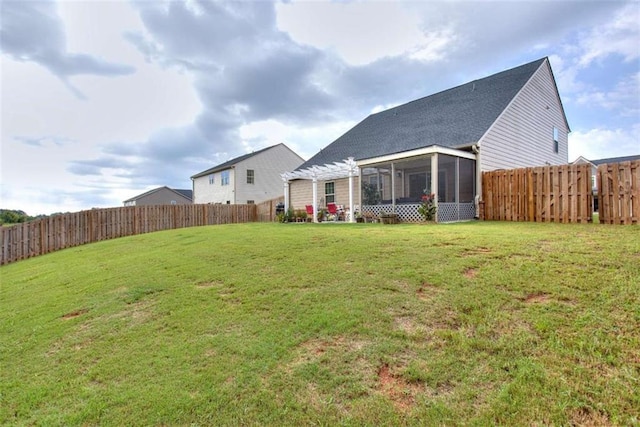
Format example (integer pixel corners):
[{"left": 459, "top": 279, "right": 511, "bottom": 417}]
[{"left": 281, "top": 157, "right": 359, "bottom": 223}]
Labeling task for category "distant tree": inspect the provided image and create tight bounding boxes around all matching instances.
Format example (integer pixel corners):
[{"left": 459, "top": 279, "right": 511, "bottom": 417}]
[{"left": 0, "top": 209, "right": 30, "bottom": 225}]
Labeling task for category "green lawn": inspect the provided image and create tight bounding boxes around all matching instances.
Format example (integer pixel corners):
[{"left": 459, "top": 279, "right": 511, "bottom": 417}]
[{"left": 1, "top": 222, "right": 639, "bottom": 426}]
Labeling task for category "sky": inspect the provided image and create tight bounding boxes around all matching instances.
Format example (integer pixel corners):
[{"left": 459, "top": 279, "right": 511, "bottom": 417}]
[{"left": 1, "top": 0, "right": 639, "bottom": 216}]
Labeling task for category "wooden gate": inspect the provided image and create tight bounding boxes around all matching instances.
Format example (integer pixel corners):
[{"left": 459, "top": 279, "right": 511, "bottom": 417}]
[
  {"left": 482, "top": 164, "right": 592, "bottom": 223},
  {"left": 596, "top": 160, "right": 640, "bottom": 225}
]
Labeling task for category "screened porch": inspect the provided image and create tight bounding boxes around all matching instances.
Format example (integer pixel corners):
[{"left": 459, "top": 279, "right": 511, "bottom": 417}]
[{"left": 359, "top": 151, "right": 477, "bottom": 222}]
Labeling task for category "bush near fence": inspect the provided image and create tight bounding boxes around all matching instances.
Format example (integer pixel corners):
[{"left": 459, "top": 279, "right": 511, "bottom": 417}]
[{"left": 1, "top": 204, "right": 259, "bottom": 265}]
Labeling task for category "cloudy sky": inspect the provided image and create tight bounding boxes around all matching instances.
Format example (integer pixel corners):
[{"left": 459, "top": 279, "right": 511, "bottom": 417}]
[{"left": 1, "top": 0, "right": 639, "bottom": 215}]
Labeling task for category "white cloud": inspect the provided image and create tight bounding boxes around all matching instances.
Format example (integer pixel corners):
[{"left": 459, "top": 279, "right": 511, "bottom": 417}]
[
  {"left": 568, "top": 124, "right": 640, "bottom": 161},
  {"left": 275, "top": 1, "right": 455, "bottom": 66},
  {"left": 575, "top": 72, "right": 640, "bottom": 117},
  {"left": 578, "top": 3, "right": 640, "bottom": 66},
  {"left": 239, "top": 119, "right": 356, "bottom": 160}
]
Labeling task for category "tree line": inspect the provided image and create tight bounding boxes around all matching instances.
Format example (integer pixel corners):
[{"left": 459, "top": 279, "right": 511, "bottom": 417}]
[{"left": 0, "top": 209, "right": 50, "bottom": 225}]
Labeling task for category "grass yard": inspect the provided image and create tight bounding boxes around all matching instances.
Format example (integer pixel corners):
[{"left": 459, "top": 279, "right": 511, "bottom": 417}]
[{"left": 1, "top": 221, "right": 639, "bottom": 426}]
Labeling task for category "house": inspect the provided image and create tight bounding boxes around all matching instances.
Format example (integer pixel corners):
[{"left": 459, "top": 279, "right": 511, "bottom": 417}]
[
  {"left": 123, "top": 186, "right": 193, "bottom": 206},
  {"left": 191, "top": 143, "right": 304, "bottom": 205},
  {"left": 572, "top": 154, "right": 640, "bottom": 211},
  {"left": 284, "top": 57, "right": 570, "bottom": 222}
]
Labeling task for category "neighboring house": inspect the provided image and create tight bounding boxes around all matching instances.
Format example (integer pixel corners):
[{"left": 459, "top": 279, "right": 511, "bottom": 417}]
[
  {"left": 191, "top": 143, "right": 304, "bottom": 205},
  {"left": 285, "top": 57, "right": 570, "bottom": 222},
  {"left": 123, "top": 186, "right": 193, "bottom": 206},
  {"left": 572, "top": 154, "right": 640, "bottom": 211}
]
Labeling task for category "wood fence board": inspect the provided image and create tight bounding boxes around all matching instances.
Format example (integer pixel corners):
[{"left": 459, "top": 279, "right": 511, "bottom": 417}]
[
  {"left": 482, "top": 164, "right": 594, "bottom": 225},
  {"left": 597, "top": 161, "right": 639, "bottom": 225}
]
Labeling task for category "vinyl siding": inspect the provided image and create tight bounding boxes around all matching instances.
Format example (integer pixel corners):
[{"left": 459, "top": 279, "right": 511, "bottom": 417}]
[
  {"left": 479, "top": 61, "right": 569, "bottom": 171},
  {"left": 193, "top": 144, "right": 303, "bottom": 205},
  {"left": 193, "top": 169, "right": 235, "bottom": 204},
  {"left": 289, "top": 177, "right": 361, "bottom": 209},
  {"left": 234, "top": 144, "right": 303, "bottom": 204},
  {"left": 130, "top": 188, "right": 192, "bottom": 206}
]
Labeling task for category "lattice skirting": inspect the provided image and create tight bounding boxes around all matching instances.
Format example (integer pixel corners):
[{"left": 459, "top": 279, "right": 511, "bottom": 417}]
[{"left": 362, "top": 202, "right": 475, "bottom": 223}]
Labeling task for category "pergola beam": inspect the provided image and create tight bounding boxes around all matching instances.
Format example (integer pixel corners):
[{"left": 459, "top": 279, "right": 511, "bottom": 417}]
[{"left": 282, "top": 158, "right": 360, "bottom": 222}]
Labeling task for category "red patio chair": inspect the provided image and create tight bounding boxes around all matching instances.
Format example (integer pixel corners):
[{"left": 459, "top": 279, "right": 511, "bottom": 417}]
[
  {"left": 305, "top": 205, "right": 314, "bottom": 216},
  {"left": 327, "top": 203, "right": 339, "bottom": 221}
]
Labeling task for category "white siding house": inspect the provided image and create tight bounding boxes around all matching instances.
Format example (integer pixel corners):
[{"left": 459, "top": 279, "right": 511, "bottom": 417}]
[
  {"left": 192, "top": 143, "right": 304, "bottom": 205},
  {"left": 479, "top": 61, "right": 569, "bottom": 170},
  {"left": 286, "top": 57, "right": 571, "bottom": 222}
]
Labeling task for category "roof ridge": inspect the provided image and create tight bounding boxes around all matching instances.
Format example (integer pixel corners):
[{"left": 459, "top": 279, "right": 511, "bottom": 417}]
[{"left": 370, "top": 57, "right": 547, "bottom": 117}]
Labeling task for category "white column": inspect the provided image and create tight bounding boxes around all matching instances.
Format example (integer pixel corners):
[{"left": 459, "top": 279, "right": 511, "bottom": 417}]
[
  {"left": 312, "top": 176, "right": 318, "bottom": 223},
  {"left": 348, "top": 170, "right": 354, "bottom": 222},
  {"left": 283, "top": 181, "right": 290, "bottom": 212},
  {"left": 431, "top": 153, "right": 439, "bottom": 223},
  {"left": 281, "top": 173, "right": 290, "bottom": 212},
  {"left": 391, "top": 162, "right": 396, "bottom": 213}
]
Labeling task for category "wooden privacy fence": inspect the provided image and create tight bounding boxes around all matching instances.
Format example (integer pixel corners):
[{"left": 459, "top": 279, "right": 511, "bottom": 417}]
[
  {"left": 482, "top": 163, "right": 593, "bottom": 223},
  {"left": 1, "top": 204, "right": 256, "bottom": 265},
  {"left": 596, "top": 160, "right": 639, "bottom": 225},
  {"left": 255, "top": 196, "right": 284, "bottom": 222}
]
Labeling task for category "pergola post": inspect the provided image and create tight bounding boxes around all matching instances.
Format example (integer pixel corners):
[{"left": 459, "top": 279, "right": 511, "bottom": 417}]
[
  {"left": 283, "top": 180, "right": 290, "bottom": 212},
  {"left": 347, "top": 157, "right": 355, "bottom": 222},
  {"left": 312, "top": 176, "right": 318, "bottom": 223},
  {"left": 280, "top": 173, "right": 291, "bottom": 212}
]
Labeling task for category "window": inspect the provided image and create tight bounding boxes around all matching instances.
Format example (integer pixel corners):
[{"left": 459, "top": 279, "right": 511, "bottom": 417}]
[
  {"left": 221, "top": 170, "right": 230, "bottom": 186},
  {"left": 325, "top": 182, "right": 335, "bottom": 204},
  {"left": 247, "top": 200, "right": 254, "bottom": 204},
  {"left": 208, "top": 174, "right": 214, "bottom": 184},
  {"left": 553, "top": 127, "right": 559, "bottom": 153},
  {"left": 247, "top": 169, "right": 254, "bottom": 184}
]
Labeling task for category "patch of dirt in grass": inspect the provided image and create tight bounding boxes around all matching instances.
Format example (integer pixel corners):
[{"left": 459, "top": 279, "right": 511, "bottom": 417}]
[
  {"left": 294, "top": 336, "right": 367, "bottom": 365},
  {"left": 463, "top": 268, "right": 478, "bottom": 279},
  {"left": 462, "top": 247, "right": 491, "bottom": 257},
  {"left": 108, "top": 299, "right": 154, "bottom": 325},
  {"left": 569, "top": 407, "right": 612, "bottom": 426},
  {"left": 61, "top": 308, "right": 88, "bottom": 320},
  {"left": 376, "top": 363, "right": 422, "bottom": 412},
  {"left": 521, "top": 292, "right": 550, "bottom": 304},
  {"left": 395, "top": 316, "right": 418, "bottom": 334},
  {"left": 416, "top": 282, "right": 440, "bottom": 301},
  {"left": 195, "top": 280, "right": 224, "bottom": 289}
]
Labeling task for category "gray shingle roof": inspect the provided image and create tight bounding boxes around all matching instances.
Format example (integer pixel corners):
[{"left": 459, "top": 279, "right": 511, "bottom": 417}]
[
  {"left": 173, "top": 189, "right": 193, "bottom": 200},
  {"left": 123, "top": 186, "right": 192, "bottom": 203},
  {"left": 299, "top": 58, "right": 547, "bottom": 170},
  {"left": 591, "top": 155, "right": 640, "bottom": 165},
  {"left": 191, "top": 144, "right": 280, "bottom": 179}
]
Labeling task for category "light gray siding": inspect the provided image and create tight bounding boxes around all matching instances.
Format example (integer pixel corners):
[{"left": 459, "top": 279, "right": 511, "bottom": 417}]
[
  {"left": 193, "top": 144, "right": 303, "bottom": 205},
  {"left": 235, "top": 144, "right": 303, "bottom": 204},
  {"left": 479, "top": 60, "right": 569, "bottom": 171},
  {"left": 193, "top": 169, "right": 235, "bottom": 204}
]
